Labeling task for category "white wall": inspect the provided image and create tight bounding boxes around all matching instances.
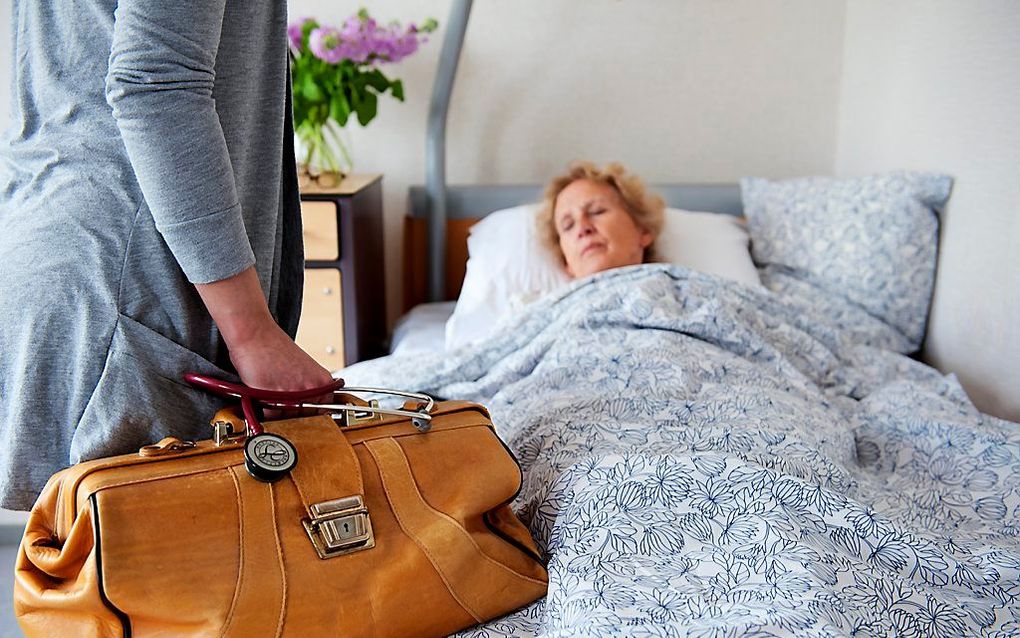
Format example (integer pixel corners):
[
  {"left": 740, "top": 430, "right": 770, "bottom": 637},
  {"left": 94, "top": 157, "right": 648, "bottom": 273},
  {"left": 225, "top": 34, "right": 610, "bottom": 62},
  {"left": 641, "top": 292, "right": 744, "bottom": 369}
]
[
  {"left": 835, "top": 0, "right": 1020, "bottom": 421},
  {"left": 287, "top": 0, "right": 848, "bottom": 325}
]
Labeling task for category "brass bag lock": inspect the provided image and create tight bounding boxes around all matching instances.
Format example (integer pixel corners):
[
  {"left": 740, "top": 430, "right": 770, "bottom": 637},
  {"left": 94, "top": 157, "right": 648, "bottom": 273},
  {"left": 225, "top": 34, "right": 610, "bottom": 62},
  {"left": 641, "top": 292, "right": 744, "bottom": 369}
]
[{"left": 303, "top": 496, "right": 375, "bottom": 559}]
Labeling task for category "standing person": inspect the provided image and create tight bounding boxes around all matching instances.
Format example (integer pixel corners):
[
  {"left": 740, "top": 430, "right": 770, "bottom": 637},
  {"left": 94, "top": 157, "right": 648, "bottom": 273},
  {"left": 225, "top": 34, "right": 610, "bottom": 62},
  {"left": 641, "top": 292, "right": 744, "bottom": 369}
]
[{"left": 0, "top": 0, "right": 334, "bottom": 510}]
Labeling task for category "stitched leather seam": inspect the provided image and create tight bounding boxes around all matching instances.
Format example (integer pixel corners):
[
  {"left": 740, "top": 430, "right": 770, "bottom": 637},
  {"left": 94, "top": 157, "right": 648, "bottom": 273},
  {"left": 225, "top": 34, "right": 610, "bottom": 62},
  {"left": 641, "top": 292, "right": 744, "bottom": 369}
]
[
  {"left": 287, "top": 471, "right": 312, "bottom": 513},
  {"left": 219, "top": 467, "right": 245, "bottom": 637},
  {"left": 365, "top": 441, "right": 483, "bottom": 623},
  {"left": 341, "top": 432, "right": 365, "bottom": 496},
  {"left": 91, "top": 464, "right": 244, "bottom": 493},
  {"left": 270, "top": 483, "right": 287, "bottom": 638},
  {"left": 387, "top": 439, "right": 548, "bottom": 587}
]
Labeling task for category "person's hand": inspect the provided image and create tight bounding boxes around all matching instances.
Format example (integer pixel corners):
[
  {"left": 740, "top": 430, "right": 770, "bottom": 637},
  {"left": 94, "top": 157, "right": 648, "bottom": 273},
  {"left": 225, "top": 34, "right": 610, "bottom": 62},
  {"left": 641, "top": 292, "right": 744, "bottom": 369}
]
[
  {"left": 195, "top": 267, "right": 336, "bottom": 407},
  {"left": 226, "top": 317, "right": 335, "bottom": 393}
]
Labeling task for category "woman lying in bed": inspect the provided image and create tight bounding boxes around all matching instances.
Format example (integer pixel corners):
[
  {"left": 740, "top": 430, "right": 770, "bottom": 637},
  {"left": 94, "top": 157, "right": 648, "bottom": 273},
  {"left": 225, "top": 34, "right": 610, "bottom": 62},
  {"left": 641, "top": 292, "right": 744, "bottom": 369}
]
[
  {"left": 427, "top": 159, "right": 705, "bottom": 352},
  {"left": 536, "top": 160, "right": 664, "bottom": 279}
]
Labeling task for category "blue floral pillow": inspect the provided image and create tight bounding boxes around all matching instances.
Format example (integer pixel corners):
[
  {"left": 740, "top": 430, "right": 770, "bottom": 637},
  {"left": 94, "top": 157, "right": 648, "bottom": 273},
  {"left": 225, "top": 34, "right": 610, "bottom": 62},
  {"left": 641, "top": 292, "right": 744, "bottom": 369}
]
[{"left": 741, "top": 172, "right": 953, "bottom": 351}]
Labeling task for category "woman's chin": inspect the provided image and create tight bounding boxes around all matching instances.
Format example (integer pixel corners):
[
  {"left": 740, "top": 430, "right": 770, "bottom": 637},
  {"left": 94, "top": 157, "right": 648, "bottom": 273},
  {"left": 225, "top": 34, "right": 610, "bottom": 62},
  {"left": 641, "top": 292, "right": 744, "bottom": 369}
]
[{"left": 571, "top": 255, "right": 646, "bottom": 279}]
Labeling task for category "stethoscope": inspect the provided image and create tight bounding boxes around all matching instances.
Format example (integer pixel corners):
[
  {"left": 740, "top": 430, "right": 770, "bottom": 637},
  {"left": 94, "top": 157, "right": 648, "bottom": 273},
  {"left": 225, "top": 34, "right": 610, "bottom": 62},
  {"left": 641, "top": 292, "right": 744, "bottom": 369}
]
[{"left": 184, "top": 373, "right": 435, "bottom": 482}]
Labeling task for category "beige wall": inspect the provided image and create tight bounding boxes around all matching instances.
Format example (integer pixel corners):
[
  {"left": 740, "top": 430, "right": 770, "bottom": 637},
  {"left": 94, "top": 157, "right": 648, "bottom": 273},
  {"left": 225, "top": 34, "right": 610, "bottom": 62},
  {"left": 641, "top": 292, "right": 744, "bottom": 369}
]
[
  {"left": 835, "top": 0, "right": 1020, "bottom": 421},
  {"left": 288, "top": 0, "right": 848, "bottom": 325}
]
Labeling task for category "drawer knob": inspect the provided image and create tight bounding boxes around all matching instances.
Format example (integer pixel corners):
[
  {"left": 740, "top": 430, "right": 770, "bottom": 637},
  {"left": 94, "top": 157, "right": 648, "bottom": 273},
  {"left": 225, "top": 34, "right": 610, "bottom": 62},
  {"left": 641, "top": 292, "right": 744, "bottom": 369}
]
[
  {"left": 322, "top": 287, "right": 333, "bottom": 295},
  {"left": 325, "top": 346, "right": 337, "bottom": 355}
]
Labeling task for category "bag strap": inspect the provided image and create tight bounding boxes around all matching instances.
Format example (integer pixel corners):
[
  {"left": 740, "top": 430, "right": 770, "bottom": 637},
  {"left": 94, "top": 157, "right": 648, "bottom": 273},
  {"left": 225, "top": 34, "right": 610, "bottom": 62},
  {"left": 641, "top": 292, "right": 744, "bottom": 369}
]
[{"left": 273, "top": 416, "right": 365, "bottom": 506}]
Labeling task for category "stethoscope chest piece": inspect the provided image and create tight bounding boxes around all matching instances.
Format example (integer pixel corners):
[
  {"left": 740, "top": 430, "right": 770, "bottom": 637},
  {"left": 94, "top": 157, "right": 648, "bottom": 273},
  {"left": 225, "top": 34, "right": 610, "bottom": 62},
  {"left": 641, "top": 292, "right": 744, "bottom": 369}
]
[{"left": 244, "top": 432, "right": 298, "bottom": 482}]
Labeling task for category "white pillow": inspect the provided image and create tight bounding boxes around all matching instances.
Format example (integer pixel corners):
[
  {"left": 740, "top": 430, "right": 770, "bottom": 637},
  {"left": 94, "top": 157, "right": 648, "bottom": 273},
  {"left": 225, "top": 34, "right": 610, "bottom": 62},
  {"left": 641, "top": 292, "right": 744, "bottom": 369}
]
[
  {"left": 444, "top": 205, "right": 569, "bottom": 350},
  {"left": 656, "top": 209, "right": 761, "bottom": 287},
  {"left": 444, "top": 205, "right": 760, "bottom": 350}
]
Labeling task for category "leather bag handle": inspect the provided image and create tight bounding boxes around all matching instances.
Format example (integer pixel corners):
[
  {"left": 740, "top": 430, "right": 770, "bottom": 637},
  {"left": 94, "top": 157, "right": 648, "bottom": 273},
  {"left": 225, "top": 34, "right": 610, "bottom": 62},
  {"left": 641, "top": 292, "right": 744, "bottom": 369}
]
[{"left": 184, "top": 373, "right": 346, "bottom": 435}]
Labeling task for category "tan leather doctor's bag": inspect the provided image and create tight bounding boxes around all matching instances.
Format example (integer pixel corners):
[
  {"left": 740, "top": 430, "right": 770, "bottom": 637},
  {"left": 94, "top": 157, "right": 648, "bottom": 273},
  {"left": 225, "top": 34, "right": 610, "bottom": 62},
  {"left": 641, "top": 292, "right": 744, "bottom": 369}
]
[{"left": 15, "top": 376, "right": 548, "bottom": 637}]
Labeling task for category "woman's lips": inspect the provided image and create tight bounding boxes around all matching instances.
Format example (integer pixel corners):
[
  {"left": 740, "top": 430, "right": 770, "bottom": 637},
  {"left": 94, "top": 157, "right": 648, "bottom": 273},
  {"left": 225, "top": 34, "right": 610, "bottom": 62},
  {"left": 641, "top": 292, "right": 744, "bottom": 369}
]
[{"left": 581, "top": 243, "right": 605, "bottom": 257}]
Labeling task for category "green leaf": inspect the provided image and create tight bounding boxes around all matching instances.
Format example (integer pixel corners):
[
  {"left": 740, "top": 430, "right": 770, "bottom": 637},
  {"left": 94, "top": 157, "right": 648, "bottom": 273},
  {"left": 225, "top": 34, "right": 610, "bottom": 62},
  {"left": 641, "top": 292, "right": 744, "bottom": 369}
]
[
  {"left": 350, "top": 73, "right": 368, "bottom": 94},
  {"left": 330, "top": 90, "right": 351, "bottom": 126},
  {"left": 391, "top": 79, "right": 404, "bottom": 101},
  {"left": 355, "top": 90, "right": 377, "bottom": 126},
  {"left": 420, "top": 17, "right": 438, "bottom": 33},
  {"left": 293, "top": 99, "right": 307, "bottom": 126},
  {"left": 364, "top": 69, "right": 390, "bottom": 92},
  {"left": 301, "top": 19, "right": 319, "bottom": 48},
  {"left": 301, "top": 74, "right": 324, "bottom": 102}
]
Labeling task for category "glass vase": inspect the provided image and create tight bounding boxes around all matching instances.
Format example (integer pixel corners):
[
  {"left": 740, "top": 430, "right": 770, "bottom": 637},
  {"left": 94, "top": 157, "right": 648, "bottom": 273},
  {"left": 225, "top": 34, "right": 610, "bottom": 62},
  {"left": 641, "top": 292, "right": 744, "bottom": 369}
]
[{"left": 295, "top": 120, "right": 353, "bottom": 189}]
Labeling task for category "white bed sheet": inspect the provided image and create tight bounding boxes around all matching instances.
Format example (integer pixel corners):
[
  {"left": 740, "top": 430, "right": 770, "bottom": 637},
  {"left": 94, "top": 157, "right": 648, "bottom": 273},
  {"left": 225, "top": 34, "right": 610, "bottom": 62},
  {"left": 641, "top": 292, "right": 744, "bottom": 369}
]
[{"left": 388, "top": 301, "right": 455, "bottom": 355}]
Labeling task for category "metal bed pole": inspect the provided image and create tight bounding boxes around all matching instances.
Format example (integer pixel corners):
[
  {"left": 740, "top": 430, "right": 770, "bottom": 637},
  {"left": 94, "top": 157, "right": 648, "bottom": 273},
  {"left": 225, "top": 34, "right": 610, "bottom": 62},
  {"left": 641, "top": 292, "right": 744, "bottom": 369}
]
[{"left": 425, "top": 0, "right": 473, "bottom": 301}]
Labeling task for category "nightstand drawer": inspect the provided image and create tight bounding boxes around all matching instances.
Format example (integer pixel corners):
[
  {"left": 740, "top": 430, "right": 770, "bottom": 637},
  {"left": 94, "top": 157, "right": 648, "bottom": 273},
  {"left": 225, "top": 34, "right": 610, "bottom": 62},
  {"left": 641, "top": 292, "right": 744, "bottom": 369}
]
[
  {"left": 301, "top": 201, "right": 339, "bottom": 260},
  {"left": 298, "top": 173, "right": 384, "bottom": 364},
  {"left": 296, "top": 268, "right": 345, "bottom": 370}
]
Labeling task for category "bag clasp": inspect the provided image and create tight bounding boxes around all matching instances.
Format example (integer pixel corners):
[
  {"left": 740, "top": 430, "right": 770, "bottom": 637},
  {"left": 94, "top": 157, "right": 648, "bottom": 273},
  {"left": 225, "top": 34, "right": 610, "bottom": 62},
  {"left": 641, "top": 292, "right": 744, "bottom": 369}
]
[{"left": 303, "top": 495, "right": 375, "bottom": 559}]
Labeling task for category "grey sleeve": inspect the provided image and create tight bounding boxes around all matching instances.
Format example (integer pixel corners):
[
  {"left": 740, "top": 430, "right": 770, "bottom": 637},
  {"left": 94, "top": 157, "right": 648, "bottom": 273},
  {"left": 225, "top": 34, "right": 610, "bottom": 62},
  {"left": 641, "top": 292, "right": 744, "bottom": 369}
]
[{"left": 104, "top": 0, "right": 255, "bottom": 285}]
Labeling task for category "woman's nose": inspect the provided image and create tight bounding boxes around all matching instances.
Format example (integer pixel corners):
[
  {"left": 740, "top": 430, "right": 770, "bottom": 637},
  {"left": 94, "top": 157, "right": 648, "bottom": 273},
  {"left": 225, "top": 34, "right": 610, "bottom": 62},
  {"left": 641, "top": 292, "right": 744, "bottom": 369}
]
[{"left": 575, "top": 219, "right": 594, "bottom": 237}]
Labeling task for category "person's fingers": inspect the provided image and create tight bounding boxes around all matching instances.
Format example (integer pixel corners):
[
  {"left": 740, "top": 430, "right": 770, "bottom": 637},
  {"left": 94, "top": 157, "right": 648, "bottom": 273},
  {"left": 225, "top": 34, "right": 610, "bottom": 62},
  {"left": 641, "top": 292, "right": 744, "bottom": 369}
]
[{"left": 226, "top": 324, "right": 340, "bottom": 425}]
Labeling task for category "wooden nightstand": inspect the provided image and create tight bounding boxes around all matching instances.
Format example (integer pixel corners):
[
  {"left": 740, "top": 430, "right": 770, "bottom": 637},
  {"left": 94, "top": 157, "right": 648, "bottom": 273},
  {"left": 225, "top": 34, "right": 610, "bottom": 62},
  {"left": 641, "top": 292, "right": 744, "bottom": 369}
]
[{"left": 296, "top": 174, "right": 387, "bottom": 369}]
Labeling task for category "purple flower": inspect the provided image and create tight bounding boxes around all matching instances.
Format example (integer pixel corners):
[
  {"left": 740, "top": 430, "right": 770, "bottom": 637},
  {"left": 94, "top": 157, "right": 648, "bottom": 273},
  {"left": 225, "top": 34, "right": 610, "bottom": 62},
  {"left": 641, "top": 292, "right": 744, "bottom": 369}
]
[
  {"left": 300, "top": 11, "right": 435, "bottom": 67},
  {"left": 392, "top": 32, "right": 419, "bottom": 60},
  {"left": 309, "top": 27, "right": 344, "bottom": 63},
  {"left": 341, "top": 16, "right": 362, "bottom": 40},
  {"left": 287, "top": 17, "right": 314, "bottom": 51}
]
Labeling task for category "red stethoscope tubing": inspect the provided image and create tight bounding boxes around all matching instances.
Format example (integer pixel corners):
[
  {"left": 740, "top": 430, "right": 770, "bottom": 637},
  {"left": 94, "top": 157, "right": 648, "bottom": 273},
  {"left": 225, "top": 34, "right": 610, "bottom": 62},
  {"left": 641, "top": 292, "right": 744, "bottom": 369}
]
[{"left": 184, "top": 373, "right": 345, "bottom": 435}]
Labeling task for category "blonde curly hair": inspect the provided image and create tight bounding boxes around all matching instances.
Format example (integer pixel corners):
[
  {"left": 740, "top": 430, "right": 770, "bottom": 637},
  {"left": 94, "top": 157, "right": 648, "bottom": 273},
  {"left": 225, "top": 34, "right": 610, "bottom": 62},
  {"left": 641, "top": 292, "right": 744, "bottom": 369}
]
[{"left": 537, "top": 160, "right": 665, "bottom": 264}]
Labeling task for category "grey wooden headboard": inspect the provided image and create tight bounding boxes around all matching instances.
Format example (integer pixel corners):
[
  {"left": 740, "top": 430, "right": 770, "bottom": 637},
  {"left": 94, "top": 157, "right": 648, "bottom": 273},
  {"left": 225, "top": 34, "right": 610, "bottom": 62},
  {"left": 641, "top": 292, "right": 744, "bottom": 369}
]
[{"left": 409, "top": 183, "right": 744, "bottom": 220}]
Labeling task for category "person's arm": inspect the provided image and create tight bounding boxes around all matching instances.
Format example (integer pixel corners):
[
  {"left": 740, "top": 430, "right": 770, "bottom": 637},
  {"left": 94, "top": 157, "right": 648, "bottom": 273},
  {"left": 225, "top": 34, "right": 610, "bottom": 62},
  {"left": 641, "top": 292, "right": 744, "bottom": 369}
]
[
  {"left": 105, "top": 1, "right": 331, "bottom": 391},
  {"left": 105, "top": 0, "right": 254, "bottom": 285},
  {"left": 195, "top": 268, "right": 333, "bottom": 391}
]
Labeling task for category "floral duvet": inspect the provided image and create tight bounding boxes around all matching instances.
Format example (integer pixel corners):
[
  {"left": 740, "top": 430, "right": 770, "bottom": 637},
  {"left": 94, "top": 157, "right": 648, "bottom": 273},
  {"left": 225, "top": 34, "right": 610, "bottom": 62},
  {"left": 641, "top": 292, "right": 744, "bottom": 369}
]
[{"left": 342, "top": 264, "right": 1020, "bottom": 638}]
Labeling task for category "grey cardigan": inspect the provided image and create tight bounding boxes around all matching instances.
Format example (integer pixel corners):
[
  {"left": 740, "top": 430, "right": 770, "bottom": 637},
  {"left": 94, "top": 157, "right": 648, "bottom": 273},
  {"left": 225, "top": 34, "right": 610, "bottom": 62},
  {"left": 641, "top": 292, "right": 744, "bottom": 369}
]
[{"left": 0, "top": 0, "right": 303, "bottom": 509}]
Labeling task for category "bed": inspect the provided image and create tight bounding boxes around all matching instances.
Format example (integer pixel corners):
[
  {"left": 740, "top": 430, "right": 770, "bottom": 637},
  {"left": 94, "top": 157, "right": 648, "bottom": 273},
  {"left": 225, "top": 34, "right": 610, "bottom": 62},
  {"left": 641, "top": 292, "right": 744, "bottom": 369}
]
[
  {"left": 374, "top": 183, "right": 1020, "bottom": 637},
  {"left": 349, "top": 259, "right": 1020, "bottom": 637},
  {"left": 390, "top": 300, "right": 455, "bottom": 355},
  {"left": 360, "top": 2, "right": 1020, "bottom": 635}
]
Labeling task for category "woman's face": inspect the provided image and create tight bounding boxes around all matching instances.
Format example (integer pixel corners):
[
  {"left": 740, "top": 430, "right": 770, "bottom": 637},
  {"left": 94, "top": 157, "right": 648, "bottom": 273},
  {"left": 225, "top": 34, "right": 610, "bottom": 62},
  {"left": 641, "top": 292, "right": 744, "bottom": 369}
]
[{"left": 554, "top": 179, "right": 652, "bottom": 278}]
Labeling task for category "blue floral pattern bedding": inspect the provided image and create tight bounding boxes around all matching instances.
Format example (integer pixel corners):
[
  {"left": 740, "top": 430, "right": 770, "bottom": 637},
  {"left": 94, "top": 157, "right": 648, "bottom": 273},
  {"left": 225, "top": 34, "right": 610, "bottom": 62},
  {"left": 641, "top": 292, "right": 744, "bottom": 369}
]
[
  {"left": 741, "top": 172, "right": 953, "bottom": 351},
  {"left": 342, "top": 264, "right": 1020, "bottom": 637}
]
